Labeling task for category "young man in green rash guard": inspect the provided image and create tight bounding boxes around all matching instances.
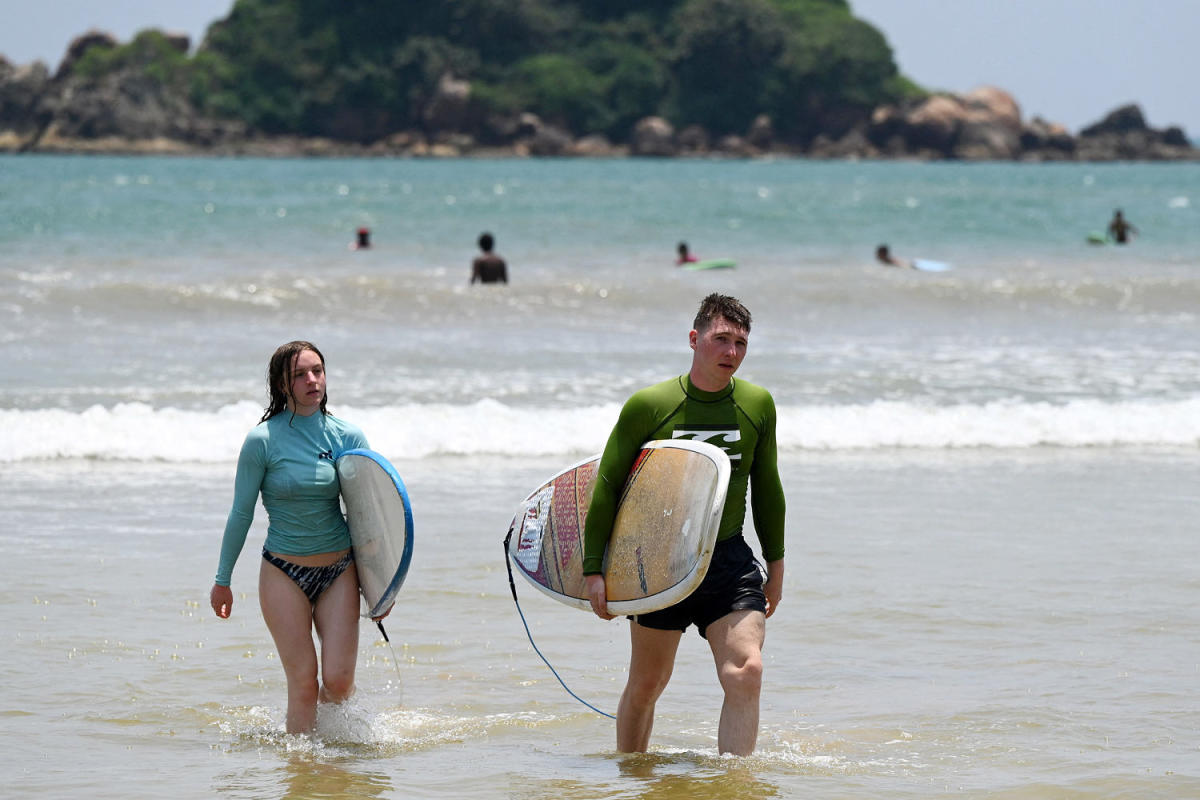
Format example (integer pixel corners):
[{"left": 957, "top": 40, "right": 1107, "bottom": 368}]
[{"left": 583, "top": 293, "right": 786, "bottom": 756}]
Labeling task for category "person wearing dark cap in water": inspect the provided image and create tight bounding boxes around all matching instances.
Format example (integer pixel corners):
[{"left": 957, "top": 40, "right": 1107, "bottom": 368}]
[{"left": 471, "top": 232, "right": 508, "bottom": 284}]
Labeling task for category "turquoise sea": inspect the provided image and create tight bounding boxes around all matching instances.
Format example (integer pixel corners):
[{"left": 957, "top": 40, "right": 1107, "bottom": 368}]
[{"left": 2, "top": 155, "right": 1198, "bottom": 798}]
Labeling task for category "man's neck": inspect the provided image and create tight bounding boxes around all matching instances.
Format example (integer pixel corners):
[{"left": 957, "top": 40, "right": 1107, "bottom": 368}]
[{"left": 688, "top": 370, "right": 731, "bottom": 393}]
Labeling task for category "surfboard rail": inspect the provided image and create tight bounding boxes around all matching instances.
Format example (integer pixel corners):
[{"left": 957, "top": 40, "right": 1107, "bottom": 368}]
[
  {"left": 337, "top": 448, "right": 415, "bottom": 619},
  {"left": 682, "top": 258, "right": 736, "bottom": 271}
]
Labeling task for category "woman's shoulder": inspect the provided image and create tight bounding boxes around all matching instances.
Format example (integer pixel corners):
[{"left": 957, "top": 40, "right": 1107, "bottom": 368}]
[
  {"left": 245, "top": 417, "right": 273, "bottom": 441},
  {"left": 324, "top": 413, "right": 368, "bottom": 445}
]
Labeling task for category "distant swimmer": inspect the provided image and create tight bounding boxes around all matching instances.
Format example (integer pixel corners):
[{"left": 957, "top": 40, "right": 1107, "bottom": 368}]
[
  {"left": 1107, "top": 210, "right": 1138, "bottom": 244},
  {"left": 351, "top": 227, "right": 371, "bottom": 250},
  {"left": 876, "top": 244, "right": 952, "bottom": 273},
  {"left": 676, "top": 241, "right": 698, "bottom": 265},
  {"left": 875, "top": 244, "right": 909, "bottom": 268},
  {"left": 471, "top": 232, "right": 508, "bottom": 284}
]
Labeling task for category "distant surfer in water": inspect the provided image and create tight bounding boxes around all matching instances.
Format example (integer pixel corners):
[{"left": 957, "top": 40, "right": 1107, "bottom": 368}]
[
  {"left": 875, "top": 243, "right": 909, "bottom": 268},
  {"left": 582, "top": 293, "right": 786, "bottom": 756},
  {"left": 210, "top": 341, "right": 387, "bottom": 735},
  {"left": 351, "top": 227, "right": 371, "bottom": 250},
  {"left": 676, "top": 241, "right": 698, "bottom": 265},
  {"left": 1107, "top": 210, "right": 1137, "bottom": 244},
  {"left": 470, "top": 231, "right": 508, "bottom": 283}
]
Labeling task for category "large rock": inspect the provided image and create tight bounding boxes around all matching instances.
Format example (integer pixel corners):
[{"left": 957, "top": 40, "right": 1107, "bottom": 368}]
[
  {"left": 676, "top": 125, "right": 710, "bottom": 154},
  {"left": 42, "top": 71, "right": 197, "bottom": 142},
  {"left": 631, "top": 116, "right": 675, "bottom": 156},
  {"left": 502, "top": 111, "right": 572, "bottom": 156},
  {"left": 904, "top": 94, "right": 965, "bottom": 152},
  {"left": 963, "top": 86, "right": 1021, "bottom": 131},
  {"left": 1077, "top": 103, "right": 1197, "bottom": 161},
  {"left": 526, "top": 122, "right": 572, "bottom": 156},
  {"left": 569, "top": 133, "right": 623, "bottom": 157},
  {"left": 31, "top": 28, "right": 246, "bottom": 151},
  {"left": 422, "top": 72, "right": 472, "bottom": 131},
  {"left": 162, "top": 32, "right": 191, "bottom": 55},
  {"left": 55, "top": 30, "right": 120, "bottom": 79},
  {"left": 0, "top": 58, "right": 52, "bottom": 149},
  {"left": 1080, "top": 104, "right": 1147, "bottom": 137},
  {"left": 956, "top": 86, "right": 1022, "bottom": 158},
  {"left": 808, "top": 128, "right": 877, "bottom": 160},
  {"left": 746, "top": 114, "right": 773, "bottom": 150},
  {"left": 863, "top": 86, "right": 1037, "bottom": 160},
  {"left": 1019, "top": 116, "right": 1075, "bottom": 160}
]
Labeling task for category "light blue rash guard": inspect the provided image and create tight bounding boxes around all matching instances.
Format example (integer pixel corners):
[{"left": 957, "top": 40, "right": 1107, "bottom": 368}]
[{"left": 214, "top": 411, "right": 368, "bottom": 586}]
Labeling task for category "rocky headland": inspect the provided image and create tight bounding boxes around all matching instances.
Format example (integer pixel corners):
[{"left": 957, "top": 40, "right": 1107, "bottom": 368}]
[{"left": 1, "top": 30, "right": 1195, "bottom": 161}]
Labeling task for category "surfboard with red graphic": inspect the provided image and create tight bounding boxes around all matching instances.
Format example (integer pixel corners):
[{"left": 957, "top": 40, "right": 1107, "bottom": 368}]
[{"left": 505, "top": 440, "right": 730, "bottom": 614}]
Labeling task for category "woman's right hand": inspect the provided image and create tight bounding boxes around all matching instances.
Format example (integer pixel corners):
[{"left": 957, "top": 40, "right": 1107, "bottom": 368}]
[{"left": 210, "top": 583, "right": 233, "bottom": 619}]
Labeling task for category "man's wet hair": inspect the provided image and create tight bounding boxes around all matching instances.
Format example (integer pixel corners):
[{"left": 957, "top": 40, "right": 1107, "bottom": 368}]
[{"left": 693, "top": 293, "right": 751, "bottom": 334}]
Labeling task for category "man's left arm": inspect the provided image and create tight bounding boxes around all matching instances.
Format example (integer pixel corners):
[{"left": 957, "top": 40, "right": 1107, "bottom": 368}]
[
  {"left": 749, "top": 391, "right": 786, "bottom": 614},
  {"left": 763, "top": 558, "right": 784, "bottom": 618}
]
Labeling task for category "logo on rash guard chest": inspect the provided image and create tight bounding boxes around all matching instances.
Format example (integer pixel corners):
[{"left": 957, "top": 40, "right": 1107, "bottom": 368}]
[
  {"left": 318, "top": 449, "right": 334, "bottom": 461},
  {"left": 672, "top": 426, "right": 742, "bottom": 463}
]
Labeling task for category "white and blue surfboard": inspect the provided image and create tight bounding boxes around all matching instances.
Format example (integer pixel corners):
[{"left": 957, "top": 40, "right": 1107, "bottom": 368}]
[
  {"left": 912, "top": 258, "right": 952, "bottom": 273},
  {"left": 336, "top": 449, "right": 414, "bottom": 619}
]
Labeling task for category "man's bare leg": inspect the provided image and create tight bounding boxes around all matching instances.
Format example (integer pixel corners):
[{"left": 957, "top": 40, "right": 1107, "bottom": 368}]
[
  {"left": 616, "top": 622, "right": 683, "bottom": 752},
  {"left": 706, "top": 609, "right": 766, "bottom": 755}
]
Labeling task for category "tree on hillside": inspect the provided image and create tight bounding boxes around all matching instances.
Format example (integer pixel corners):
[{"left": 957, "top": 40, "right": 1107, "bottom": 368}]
[{"left": 671, "top": 0, "right": 786, "bottom": 135}]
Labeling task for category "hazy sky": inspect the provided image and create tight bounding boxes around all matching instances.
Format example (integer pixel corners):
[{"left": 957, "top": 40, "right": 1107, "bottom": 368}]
[
  {"left": 2, "top": 0, "right": 1196, "bottom": 136},
  {"left": 852, "top": 0, "right": 1200, "bottom": 135}
]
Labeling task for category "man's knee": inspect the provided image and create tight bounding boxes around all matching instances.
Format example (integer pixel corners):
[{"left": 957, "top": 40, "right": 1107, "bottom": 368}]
[
  {"left": 624, "top": 665, "right": 673, "bottom": 705},
  {"left": 719, "top": 654, "right": 763, "bottom": 698}
]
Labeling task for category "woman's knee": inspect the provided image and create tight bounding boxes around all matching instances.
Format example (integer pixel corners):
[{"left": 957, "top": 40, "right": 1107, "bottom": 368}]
[
  {"left": 289, "top": 673, "right": 321, "bottom": 706},
  {"left": 321, "top": 668, "right": 355, "bottom": 702}
]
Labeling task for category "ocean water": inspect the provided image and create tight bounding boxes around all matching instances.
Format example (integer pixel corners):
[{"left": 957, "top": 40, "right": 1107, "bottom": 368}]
[{"left": 2, "top": 155, "right": 1198, "bottom": 798}]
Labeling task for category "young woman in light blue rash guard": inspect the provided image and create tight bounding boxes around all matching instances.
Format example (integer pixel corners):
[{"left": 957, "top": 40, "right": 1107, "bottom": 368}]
[{"left": 210, "top": 340, "right": 381, "bottom": 734}]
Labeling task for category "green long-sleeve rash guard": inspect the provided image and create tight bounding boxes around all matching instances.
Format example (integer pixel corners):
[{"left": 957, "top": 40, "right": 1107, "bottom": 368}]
[
  {"left": 214, "top": 411, "right": 368, "bottom": 586},
  {"left": 582, "top": 375, "right": 786, "bottom": 575}
]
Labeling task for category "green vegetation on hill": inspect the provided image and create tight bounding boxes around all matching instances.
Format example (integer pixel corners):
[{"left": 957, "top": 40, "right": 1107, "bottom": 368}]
[{"left": 73, "top": 0, "right": 923, "bottom": 145}]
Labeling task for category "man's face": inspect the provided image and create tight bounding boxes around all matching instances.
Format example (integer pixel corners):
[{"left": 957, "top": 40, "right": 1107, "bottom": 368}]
[{"left": 689, "top": 316, "right": 748, "bottom": 390}]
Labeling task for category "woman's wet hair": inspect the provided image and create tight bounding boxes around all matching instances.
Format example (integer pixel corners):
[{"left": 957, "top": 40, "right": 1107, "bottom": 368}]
[{"left": 261, "top": 340, "right": 328, "bottom": 422}]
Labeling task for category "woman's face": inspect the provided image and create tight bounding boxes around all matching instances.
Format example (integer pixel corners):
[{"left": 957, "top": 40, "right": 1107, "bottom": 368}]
[{"left": 284, "top": 349, "right": 326, "bottom": 415}]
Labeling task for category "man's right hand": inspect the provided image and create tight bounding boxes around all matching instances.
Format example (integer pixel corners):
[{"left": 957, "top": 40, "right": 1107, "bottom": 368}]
[{"left": 585, "top": 574, "right": 615, "bottom": 620}]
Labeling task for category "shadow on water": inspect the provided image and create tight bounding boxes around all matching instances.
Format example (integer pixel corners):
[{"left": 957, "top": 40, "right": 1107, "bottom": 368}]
[
  {"left": 614, "top": 752, "right": 781, "bottom": 799},
  {"left": 213, "top": 755, "right": 392, "bottom": 800},
  {"left": 513, "top": 751, "right": 782, "bottom": 800},
  {"left": 276, "top": 756, "right": 393, "bottom": 800}
]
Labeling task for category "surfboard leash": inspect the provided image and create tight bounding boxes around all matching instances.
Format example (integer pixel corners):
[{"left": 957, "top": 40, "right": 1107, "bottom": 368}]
[
  {"left": 374, "top": 620, "right": 405, "bottom": 689},
  {"left": 501, "top": 530, "right": 616, "bottom": 720}
]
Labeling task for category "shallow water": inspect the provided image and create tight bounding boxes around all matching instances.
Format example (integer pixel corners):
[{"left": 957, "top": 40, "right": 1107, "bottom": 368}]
[{"left": 4, "top": 451, "right": 1198, "bottom": 798}]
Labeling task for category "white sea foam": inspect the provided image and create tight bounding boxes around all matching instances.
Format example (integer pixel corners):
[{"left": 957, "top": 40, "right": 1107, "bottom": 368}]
[{"left": 3, "top": 397, "right": 1198, "bottom": 463}]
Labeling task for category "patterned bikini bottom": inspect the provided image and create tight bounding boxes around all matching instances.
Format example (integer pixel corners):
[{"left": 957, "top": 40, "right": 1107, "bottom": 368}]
[{"left": 262, "top": 547, "right": 354, "bottom": 605}]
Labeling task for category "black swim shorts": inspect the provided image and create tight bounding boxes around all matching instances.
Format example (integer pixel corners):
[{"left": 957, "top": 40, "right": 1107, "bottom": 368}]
[{"left": 631, "top": 534, "right": 766, "bottom": 639}]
